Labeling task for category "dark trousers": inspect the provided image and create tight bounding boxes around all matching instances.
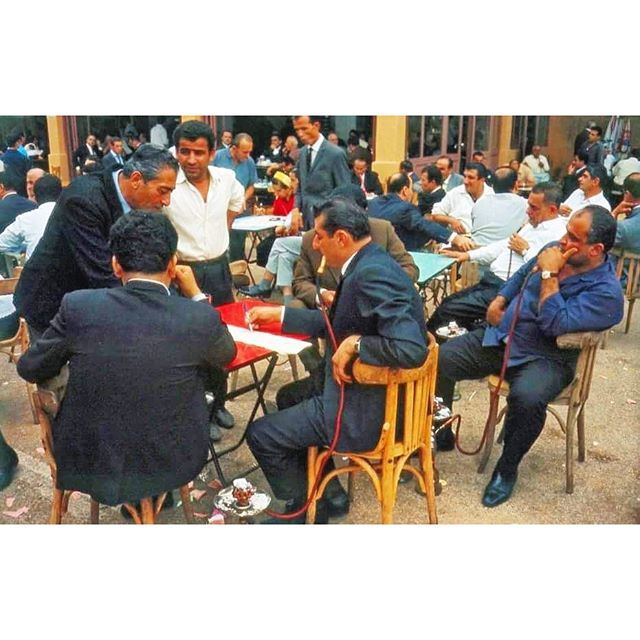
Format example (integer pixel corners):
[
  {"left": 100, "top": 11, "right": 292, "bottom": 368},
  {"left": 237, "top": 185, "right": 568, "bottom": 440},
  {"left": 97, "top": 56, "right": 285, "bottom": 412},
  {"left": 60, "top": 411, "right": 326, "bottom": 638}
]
[
  {"left": 0, "top": 310, "right": 19, "bottom": 339},
  {"left": 436, "top": 328, "right": 575, "bottom": 477},
  {"left": 229, "top": 211, "right": 252, "bottom": 262},
  {"left": 183, "top": 256, "right": 235, "bottom": 411},
  {"left": 427, "top": 271, "right": 504, "bottom": 334}
]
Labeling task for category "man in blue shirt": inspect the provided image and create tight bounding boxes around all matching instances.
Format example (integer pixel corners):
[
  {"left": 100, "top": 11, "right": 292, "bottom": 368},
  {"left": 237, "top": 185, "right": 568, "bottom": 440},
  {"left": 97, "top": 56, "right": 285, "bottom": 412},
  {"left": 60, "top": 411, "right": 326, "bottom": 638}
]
[
  {"left": 435, "top": 205, "right": 624, "bottom": 507},
  {"left": 212, "top": 132, "right": 258, "bottom": 261}
]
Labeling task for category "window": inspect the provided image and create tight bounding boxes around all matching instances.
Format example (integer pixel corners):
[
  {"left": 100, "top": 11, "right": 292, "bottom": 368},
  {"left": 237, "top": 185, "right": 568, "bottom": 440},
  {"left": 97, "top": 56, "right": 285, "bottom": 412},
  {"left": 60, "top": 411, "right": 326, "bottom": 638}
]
[{"left": 474, "top": 116, "right": 490, "bottom": 151}]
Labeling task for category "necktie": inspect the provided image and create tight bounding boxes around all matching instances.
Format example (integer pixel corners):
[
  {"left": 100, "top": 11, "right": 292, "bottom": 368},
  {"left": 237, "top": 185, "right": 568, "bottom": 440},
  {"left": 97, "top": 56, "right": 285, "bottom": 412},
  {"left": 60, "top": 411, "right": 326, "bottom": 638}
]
[{"left": 307, "top": 146, "right": 313, "bottom": 173}]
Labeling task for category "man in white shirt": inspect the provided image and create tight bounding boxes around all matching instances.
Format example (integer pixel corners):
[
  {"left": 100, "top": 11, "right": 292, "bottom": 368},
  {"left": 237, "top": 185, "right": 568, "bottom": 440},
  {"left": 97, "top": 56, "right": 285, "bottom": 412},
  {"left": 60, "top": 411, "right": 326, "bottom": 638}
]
[
  {"left": 470, "top": 166, "right": 528, "bottom": 247},
  {"left": 613, "top": 149, "right": 640, "bottom": 188},
  {"left": 436, "top": 155, "right": 464, "bottom": 192},
  {"left": 25, "top": 167, "right": 45, "bottom": 202},
  {"left": 163, "top": 120, "right": 245, "bottom": 439},
  {"left": 429, "top": 181, "right": 566, "bottom": 334},
  {"left": 522, "top": 145, "right": 551, "bottom": 184},
  {"left": 0, "top": 174, "right": 62, "bottom": 259},
  {"left": 431, "top": 162, "right": 494, "bottom": 233},
  {"left": 150, "top": 119, "right": 169, "bottom": 148},
  {"left": 561, "top": 164, "right": 611, "bottom": 216}
]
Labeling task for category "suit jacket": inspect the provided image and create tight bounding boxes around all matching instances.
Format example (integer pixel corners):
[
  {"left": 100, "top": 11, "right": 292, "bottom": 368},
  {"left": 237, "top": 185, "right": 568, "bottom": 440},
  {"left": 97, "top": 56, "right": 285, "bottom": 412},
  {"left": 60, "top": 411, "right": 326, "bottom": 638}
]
[
  {"left": 74, "top": 143, "right": 101, "bottom": 170},
  {"left": 418, "top": 186, "right": 446, "bottom": 214},
  {"left": 14, "top": 168, "right": 124, "bottom": 331},
  {"left": 101, "top": 151, "right": 125, "bottom": 171},
  {"left": 367, "top": 193, "right": 450, "bottom": 251},
  {"left": 295, "top": 139, "right": 352, "bottom": 229},
  {"left": 350, "top": 169, "right": 383, "bottom": 195},
  {"left": 444, "top": 172, "right": 464, "bottom": 192},
  {"left": 292, "top": 217, "right": 419, "bottom": 308},
  {"left": 615, "top": 206, "right": 640, "bottom": 254},
  {"left": 17, "top": 281, "right": 237, "bottom": 505},
  {"left": 284, "top": 242, "right": 427, "bottom": 451},
  {"left": 1, "top": 149, "right": 31, "bottom": 197},
  {"left": 0, "top": 193, "right": 37, "bottom": 233}
]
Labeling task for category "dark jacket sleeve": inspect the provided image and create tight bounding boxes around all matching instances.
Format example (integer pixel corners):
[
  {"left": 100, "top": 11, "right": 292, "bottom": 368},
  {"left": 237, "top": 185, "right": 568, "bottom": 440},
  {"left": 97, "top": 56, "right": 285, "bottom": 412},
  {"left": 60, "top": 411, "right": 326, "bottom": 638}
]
[
  {"left": 203, "top": 308, "right": 237, "bottom": 368},
  {"left": 61, "top": 195, "right": 120, "bottom": 289},
  {"left": 292, "top": 234, "right": 320, "bottom": 309},
  {"left": 17, "top": 296, "right": 71, "bottom": 383},
  {"left": 384, "top": 225, "right": 419, "bottom": 283},
  {"left": 398, "top": 205, "right": 451, "bottom": 244},
  {"left": 283, "top": 306, "right": 326, "bottom": 337}
]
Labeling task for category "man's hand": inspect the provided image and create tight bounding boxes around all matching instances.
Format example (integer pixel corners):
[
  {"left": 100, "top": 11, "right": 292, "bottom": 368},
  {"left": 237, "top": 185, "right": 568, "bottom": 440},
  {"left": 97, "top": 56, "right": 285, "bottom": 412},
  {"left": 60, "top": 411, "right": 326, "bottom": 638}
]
[
  {"left": 288, "top": 208, "right": 302, "bottom": 235},
  {"left": 331, "top": 334, "right": 361, "bottom": 384},
  {"left": 559, "top": 204, "right": 572, "bottom": 217},
  {"left": 247, "top": 306, "right": 281, "bottom": 329},
  {"left": 508, "top": 234, "right": 529, "bottom": 256},
  {"left": 536, "top": 245, "right": 578, "bottom": 273},
  {"left": 320, "top": 289, "right": 336, "bottom": 308},
  {"left": 612, "top": 199, "right": 634, "bottom": 219},
  {"left": 173, "top": 265, "right": 201, "bottom": 298},
  {"left": 449, "top": 218, "right": 467, "bottom": 234},
  {"left": 440, "top": 249, "right": 469, "bottom": 263},
  {"left": 486, "top": 295, "right": 507, "bottom": 326},
  {"left": 451, "top": 235, "right": 475, "bottom": 252}
]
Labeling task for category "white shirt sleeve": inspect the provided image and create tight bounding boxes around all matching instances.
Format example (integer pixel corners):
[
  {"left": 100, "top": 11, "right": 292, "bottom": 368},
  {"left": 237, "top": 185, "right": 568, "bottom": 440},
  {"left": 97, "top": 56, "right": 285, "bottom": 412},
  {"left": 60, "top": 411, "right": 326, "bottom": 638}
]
[
  {"left": 0, "top": 217, "right": 26, "bottom": 254},
  {"left": 432, "top": 192, "right": 452, "bottom": 215},
  {"left": 468, "top": 238, "right": 509, "bottom": 265},
  {"left": 229, "top": 178, "right": 246, "bottom": 212}
]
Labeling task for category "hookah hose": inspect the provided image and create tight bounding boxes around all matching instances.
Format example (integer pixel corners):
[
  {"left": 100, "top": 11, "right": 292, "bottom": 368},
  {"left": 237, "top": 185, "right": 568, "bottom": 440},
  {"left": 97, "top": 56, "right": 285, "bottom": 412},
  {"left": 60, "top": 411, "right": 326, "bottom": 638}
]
[
  {"left": 264, "top": 256, "right": 346, "bottom": 519},
  {"left": 448, "top": 268, "right": 536, "bottom": 456}
]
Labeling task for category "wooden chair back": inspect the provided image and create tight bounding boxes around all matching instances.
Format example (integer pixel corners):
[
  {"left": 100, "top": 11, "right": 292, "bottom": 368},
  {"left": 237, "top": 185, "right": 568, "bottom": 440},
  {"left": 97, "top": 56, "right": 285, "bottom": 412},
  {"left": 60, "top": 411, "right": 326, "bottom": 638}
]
[
  {"left": 612, "top": 249, "right": 640, "bottom": 333},
  {"left": 0, "top": 277, "right": 19, "bottom": 295}
]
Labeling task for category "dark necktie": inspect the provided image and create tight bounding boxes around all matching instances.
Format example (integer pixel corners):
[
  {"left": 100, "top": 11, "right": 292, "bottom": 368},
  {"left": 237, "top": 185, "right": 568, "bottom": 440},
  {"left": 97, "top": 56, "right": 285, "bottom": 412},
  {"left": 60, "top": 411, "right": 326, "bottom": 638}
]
[{"left": 307, "top": 146, "right": 313, "bottom": 173}]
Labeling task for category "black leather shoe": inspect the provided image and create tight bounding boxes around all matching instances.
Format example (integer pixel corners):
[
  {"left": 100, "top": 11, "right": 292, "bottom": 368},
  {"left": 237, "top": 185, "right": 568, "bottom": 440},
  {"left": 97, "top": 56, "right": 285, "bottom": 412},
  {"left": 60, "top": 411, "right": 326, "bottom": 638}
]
[
  {"left": 121, "top": 491, "right": 174, "bottom": 519},
  {"left": 324, "top": 480, "right": 350, "bottom": 518},
  {"left": 435, "top": 427, "right": 455, "bottom": 451},
  {"left": 262, "top": 498, "right": 329, "bottom": 524},
  {"left": 0, "top": 446, "right": 18, "bottom": 491},
  {"left": 482, "top": 470, "right": 517, "bottom": 508},
  {"left": 209, "top": 421, "right": 222, "bottom": 442},
  {"left": 213, "top": 407, "right": 235, "bottom": 429}
]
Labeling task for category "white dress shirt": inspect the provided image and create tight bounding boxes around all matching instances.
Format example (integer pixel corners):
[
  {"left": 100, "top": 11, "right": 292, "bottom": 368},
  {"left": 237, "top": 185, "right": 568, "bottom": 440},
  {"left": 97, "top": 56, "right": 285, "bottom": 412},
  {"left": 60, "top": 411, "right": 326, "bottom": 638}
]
[
  {"left": 470, "top": 193, "right": 528, "bottom": 247},
  {"left": 468, "top": 216, "right": 568, "bottom": 281},
  {"left": 308, "top": 134, "right": 325, "bottom": 166},
  {"left": 562, "top": 188, "right": 611, "bottom": 213},
  {"left": 0, "top": 201, "right": 56, "bottom": 259},
  {"left": 164, "top": 166, "right": 245, "bottom": 261},
  {"left": 522, "top": 154, "right": 550, "bottom": 176},
  {"left": 432, "top": 183, "right": 495, "bottom": 233}
]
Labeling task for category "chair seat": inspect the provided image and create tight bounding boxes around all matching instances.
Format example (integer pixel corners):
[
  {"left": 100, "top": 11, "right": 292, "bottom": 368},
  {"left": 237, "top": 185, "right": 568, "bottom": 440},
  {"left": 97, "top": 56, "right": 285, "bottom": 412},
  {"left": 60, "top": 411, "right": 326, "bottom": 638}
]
[{"left": 487, "top": 374, "right": 574, "bottom": 405}]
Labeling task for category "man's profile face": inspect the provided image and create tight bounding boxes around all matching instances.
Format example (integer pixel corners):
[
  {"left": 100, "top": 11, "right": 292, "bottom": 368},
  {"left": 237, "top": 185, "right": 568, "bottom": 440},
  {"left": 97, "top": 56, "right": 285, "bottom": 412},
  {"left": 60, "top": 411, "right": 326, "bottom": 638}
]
[
  {"left": 221, "top": 131, "right": 233, "bottom": 146},
  {"left": 578, "top": 170, "right": 597, "bottom": 194},
  {"left": 87, "top": 135, "right": 96, "bottom": 146},
  {"left": 176, "top": 137, "right": 213, "bottom": 182},
  {"left": 420, "top": 172, "right": 435, "bottom": 193},
  {"left": 233, "top": 139, "right": 253, "bottom": 163},
  {"left": 112, "top": 140, "right": 124, "bottom": 155},
  {"left": 472, "top": 153, "right": 484, "bottom": 163},
  {"left": 560, "top": 212, "right": 595, "bottom": 267},
  {"left": 328, "top": 133, "right": 339, "bottom": 145},
  {"left": 312, "top": 214, "right": 343, "bottom": 268},
  {"left": 26, "top": 168, "right": 45, "bottom": 199},
  {"left": 128, "top": 167, "right": 177, "bottom": 210},
  {"left": 526, "top": 191, "right": 550, "bottom": 226},
  {"left": 293, "top": 117, "right": 320, "bottom": 146},
  {"left": 532, "top": 145, "right": 541, "bottom": 158},
  {"left": 463, "top": 168, "right": 483, "bottom": 197},
  {"left": 436, "top": 158, "right": 451, "bottom": 179},
  {"left": 588, "top": 129, "right": 601, "bottom": 142},
  {"left": 270, "top": 135, "right": 281, "bottom": 148},
  {"left": 353, "top": 159, "right": 367, "bottom": 177}
]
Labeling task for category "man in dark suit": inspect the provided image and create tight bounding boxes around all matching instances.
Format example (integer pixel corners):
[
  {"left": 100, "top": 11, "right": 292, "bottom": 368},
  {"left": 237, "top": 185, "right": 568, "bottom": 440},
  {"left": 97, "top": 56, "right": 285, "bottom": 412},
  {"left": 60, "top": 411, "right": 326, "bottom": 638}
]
[
  {"left": 73, "top": 133, "right": 102, "bottom": 174},
  {"left": 101, "top": 137, "right": 126, "bottom": 171},
  {"left": 246, "top": 198, "right": 428, "bottom": 523},
  {"left": 368, "top": 173, "right": 474, "bottom": 252},
  {"left": 1, "top": 131, "right": 32, "bottom": 197},
  {"left": 0, "top": 168, "right": 37, "bottom": 233},
  {"left": 350, "top": 157, "right": 383, "bottom": 196},
  {"left": 418, "top": 164, "right": 446, "bottom": 214},
  {"left": 17, "top": 212, "right": 236, "bottom": 506},
  {"left": 14, "top": 145, "right": 179, "bottom": 337},
  {"left": 290, "top": 116, "right": 352, "bottom": 231},
  {"left": 436, "top": 155, "right": 464, "bottom": 192}
]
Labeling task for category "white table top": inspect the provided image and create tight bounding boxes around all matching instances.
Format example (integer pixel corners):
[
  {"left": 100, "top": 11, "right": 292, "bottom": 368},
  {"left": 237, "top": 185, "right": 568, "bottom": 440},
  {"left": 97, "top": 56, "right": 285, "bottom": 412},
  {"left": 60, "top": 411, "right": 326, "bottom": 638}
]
[{"left": 231, "top": 215, "right": 283, "bottom": 232}]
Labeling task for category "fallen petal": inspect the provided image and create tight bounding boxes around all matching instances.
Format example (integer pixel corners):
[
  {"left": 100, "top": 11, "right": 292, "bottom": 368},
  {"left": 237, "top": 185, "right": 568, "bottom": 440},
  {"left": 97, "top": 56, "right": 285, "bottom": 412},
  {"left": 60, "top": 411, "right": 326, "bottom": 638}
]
[
  {"left": 36, "top": 447, "right": 45, "bottom": 455},
  {"left": 5, "top": 496, "right": 15, "bottom": 508},
  {"left": 2, "top": 506, "right": 29, "bottom": 518},
  {"left": 626, "top": 399, "right": 637, "bottom": 405},
  {"left": 190, "top": 489, "right": 207, "bottom": 502},
  {"left": 193, "top": 511, "right": 209, "bottom": 518},
  {"left": 207, "top": 479, "right": 223, "bottom": 491}
]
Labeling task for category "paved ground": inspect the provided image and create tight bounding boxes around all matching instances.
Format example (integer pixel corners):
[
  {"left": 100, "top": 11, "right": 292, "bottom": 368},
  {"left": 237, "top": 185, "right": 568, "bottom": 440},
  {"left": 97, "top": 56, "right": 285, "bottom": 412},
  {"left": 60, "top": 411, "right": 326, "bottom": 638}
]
[{"left": 1, "top": 299, "right": 638, "bottom": 525}]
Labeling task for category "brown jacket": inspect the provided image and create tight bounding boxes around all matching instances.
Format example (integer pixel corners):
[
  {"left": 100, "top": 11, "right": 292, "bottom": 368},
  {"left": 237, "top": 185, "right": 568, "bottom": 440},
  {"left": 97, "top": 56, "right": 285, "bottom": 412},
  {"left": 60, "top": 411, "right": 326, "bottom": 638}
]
[{"left": 292, "top": 217, "right": 419, "bottom": 309}]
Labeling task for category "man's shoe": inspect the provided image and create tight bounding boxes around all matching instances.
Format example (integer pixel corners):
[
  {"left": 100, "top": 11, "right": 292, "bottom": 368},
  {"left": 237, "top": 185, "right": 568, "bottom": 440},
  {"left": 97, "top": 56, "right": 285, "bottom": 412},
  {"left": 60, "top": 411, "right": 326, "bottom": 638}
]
[
  {"left": 482, "top": 469, "right": 517, "bottom": 508},
  {"left": 0, "top": 446, "right": 18, "bottom": 491},
  {"left": 435, "top": 426, "right": 455, "bottom": 451},
  {"left": 120, "top": 491, "right": 174, "bottom": 519},
  {"left": 213, "top": 407, "right": 235, "bottom": 429},
  {"left": 262, "top": 498, "right": 329, "bottom": 524},
  {"left": 239, "top": 283, "right": 272, "bottom": 298},
  {"left": 209, "top": 421, "right": 222, "bottom": 442},
  {"left": 323, "top": 480, "right": 350, "bottom": 518}
]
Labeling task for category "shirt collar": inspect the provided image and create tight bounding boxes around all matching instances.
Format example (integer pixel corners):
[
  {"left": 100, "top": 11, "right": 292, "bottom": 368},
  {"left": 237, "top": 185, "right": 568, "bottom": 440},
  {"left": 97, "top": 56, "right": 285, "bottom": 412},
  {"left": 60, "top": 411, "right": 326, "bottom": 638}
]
[
  {"left": 310, "top": 134, "right": 325, "bottom": 154},
  {"left": 112, "top": 170, "right": 131, "bottom": 214},
  {"left": 126, "top": 278, "right": 170, "bottom": 295},
  {"left": 341, "top": 248, "right": 359, "bottom": 276}
]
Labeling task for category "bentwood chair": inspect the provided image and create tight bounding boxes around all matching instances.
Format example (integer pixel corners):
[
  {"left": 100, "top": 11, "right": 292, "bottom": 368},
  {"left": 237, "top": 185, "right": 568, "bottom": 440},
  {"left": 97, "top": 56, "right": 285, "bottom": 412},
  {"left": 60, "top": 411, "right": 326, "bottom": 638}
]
[
  {"left": 612, "top": 249, "right": 640, "bottom": 334},
  {"left": 306, "top": 334, "right": 439, "bottom": 524},
  {"left": 32, "top": 389, "right": 194, "bottom": 524},
  {"left": 477, "top": 331, "right": 606, "bottom": 494}
]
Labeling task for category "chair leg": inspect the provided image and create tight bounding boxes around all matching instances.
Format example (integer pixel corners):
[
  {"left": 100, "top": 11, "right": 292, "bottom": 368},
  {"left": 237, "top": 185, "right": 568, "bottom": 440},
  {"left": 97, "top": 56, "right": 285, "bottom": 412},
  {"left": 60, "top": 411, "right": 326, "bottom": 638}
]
[
  {"left": 179, "top": 485, "right": 194, "bottom": 523},
  {"left": 565, "top": 404, "right": 577, "bottom": 494},
  {"left": 306, "top": 448, "right": 318, "bottom": 525},
  {"left": 577, "top": 406, "right": 586, "bottom": 463},
  {"left": 478, "top": 395, "right": 501, "bottom": 473},
  {"left": 140, "top": 498, "right": 156, "bottom": 524},
  {"left": 90, "top": 499, "right": 100, "bottom": 524},
  {"left": 229, "top": 370, "right": 239, "bottom": 393},
  {"left": 419, "top": 445, "right": 438, "bottom": 524},
  {"left": 288, "top": 355, "right": 299, "bottom": 381},
  {"left": 380, "top": 460, "right": 395, "bottom": 524},
  {"left": 50, "top": 489, "right": 64, "bottom": 524},
  {"left": 26, "top": 382, "right": 38, "bottom": 424},
  {"left": 625, "top": 298, "right": 635, "bottom": 334}
]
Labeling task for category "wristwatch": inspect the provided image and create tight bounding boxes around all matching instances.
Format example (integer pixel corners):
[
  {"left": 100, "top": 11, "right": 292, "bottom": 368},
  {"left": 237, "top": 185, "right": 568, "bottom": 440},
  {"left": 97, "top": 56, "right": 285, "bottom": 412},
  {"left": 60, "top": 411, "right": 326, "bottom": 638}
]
[{"left": 540, "top": 270, "right": 558, "bottom": 280}]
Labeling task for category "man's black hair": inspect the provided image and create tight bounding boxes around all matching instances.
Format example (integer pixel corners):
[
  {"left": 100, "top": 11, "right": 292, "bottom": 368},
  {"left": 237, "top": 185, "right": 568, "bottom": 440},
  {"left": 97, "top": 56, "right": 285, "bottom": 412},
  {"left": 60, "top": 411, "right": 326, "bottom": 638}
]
[
  {"left": 33, "top": 174, "right": 62, "bottom": 205},
  {"left": 329, "top": 184, "right": 368, "bottom": 210},
  {"left": 575, "top": 150, "right": 589, "bottom": 164},
  {"left": 388, "top": 172, "right": 411, "bottom": 194},
  {"left": 589, "top": 126, "right": 603, "bottom": 137},
  {"left": 492, "top": 167, "right": 517, "bottom": 193},
  {"left": 437, "top": 155, "right": 454, "bottom": 168},
  {"left": 464, "top": 162, "right": 487, "bottom": 179},
  {"left": 421, "top": 164, "right": 442, "bottom": 186},
  {"left": 582, "top": 163, "right": 608, "bottom": 186},
  {"left": 172, "top": 120, "right": 216, "bottom": 151},
  {"left": 531, "top": 181, "right": 563, "bottom": 207},
  {"left": 6, "top": 131, "right": 23, "bottom": 148},
  {"left": 313, "top": 197, "right": 370, "bottom": 240},
  {"left": 400, "top": 160, "right": 414, "bottom": 173},
  {"left": 122, "top": 144, "right": 179, "bottom": 181},
  {"left": 623, "top": 172, "right": 640, "bottom": 199},
  {"left": 109, "top": 212, "right": 178, "bottom": 273},
  {"left": 0, "top": 169, "right": 23, "bottom": 192},
  {"left": 581, "top": 205, "right": 616, "bottom": 252}
]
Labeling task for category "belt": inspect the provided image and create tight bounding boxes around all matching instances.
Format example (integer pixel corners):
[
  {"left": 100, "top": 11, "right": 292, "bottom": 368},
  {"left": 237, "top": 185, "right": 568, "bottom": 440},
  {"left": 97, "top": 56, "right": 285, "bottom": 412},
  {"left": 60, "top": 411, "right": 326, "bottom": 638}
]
[{"left": 178, "top": 255, "right": 227, "bottom": 266}]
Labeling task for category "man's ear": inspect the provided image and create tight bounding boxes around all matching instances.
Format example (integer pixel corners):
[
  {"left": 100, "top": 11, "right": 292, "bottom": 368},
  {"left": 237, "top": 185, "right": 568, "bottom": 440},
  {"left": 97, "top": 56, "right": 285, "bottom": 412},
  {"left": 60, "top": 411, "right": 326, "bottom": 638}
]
[
  {"left": 112, "top": 255, "right": 124, "bottom": 279},
  {"left": 167, "top": 254, "right": 178, "bottom": 279}
]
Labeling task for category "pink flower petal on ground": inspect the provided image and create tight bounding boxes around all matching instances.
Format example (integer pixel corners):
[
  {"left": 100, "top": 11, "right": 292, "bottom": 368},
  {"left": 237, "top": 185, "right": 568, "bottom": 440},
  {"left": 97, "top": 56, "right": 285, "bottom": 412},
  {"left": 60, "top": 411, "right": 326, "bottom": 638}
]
[
  {"left": 5, "top": 496, "right": 15, "bottom": 508},
  {"left": 189, "top": 489, "right": 207, "bottom": 502},
  {"left": 71, "top": 491, "right": 82, "bottom": 500},
  {"left": 626, "top": 399, "right": 637, "bottom": 405},
  {"left": 207, "top": 479, "right": 223, "bottom": 491},
  {"left": 36, "top": 447, "right": 45, "bottom": 455},
  {"left": 2, "top": 506, "right": 29, "bottom": 518},
  {"left": 193, "top": 511, "right": 209, "bottom": 518}
]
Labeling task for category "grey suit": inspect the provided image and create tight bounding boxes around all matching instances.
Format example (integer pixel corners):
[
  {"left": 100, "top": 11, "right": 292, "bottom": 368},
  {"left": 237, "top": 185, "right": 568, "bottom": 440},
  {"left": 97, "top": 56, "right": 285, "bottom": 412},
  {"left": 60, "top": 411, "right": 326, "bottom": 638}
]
[
  {"left": 444, "top": 172, "right": 464, "bottom": 192},
  {"left": 615, "top": 206, "right": 640, "bottom": 254},
  {"left": 295, "top": 138, "right": 351, "bottom": 229}
]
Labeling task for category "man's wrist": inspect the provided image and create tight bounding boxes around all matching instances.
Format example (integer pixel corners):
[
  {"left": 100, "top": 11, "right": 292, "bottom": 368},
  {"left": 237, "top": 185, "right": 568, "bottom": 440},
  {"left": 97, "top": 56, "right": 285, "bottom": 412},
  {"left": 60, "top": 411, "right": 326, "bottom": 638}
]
[{"left": 191, "top": 292, "right": 208, "bottom": 302}]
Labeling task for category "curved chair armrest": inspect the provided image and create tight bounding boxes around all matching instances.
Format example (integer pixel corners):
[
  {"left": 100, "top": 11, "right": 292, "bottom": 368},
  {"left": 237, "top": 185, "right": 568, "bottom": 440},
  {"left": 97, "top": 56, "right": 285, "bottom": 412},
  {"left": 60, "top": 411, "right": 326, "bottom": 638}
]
[{"left": 556, "top": 331, "right": 606, "bottom": 350}]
